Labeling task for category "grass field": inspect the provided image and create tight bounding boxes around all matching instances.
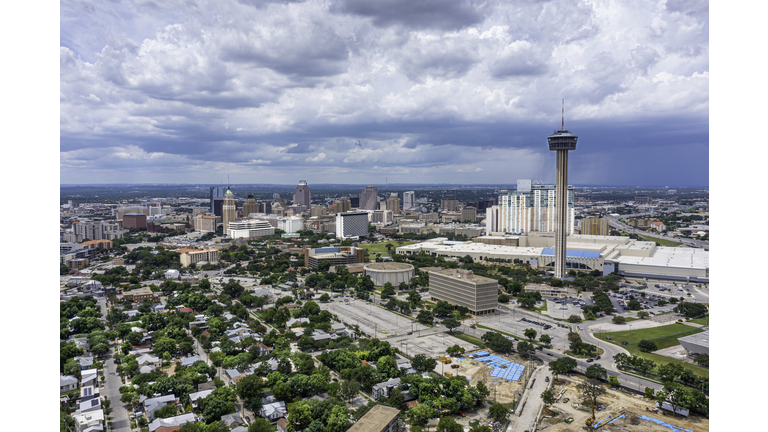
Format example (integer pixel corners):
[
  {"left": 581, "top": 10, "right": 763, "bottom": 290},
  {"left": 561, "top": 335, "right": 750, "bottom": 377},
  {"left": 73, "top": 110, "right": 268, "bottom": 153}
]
[
  {"left": 638, "top": 234, "right": 683, "bottom": 247},
  {"left": 689, "top": 315, "right": 709, "bottom": 325},
  {"left": 594, "top": 323, "right": 709, "bottom": 378},
  {"left": 452, "top": 332, "right": 487, "bottom": 349},
  {"left": 357, "top": 240, "right": 416, "bottom": 255}
]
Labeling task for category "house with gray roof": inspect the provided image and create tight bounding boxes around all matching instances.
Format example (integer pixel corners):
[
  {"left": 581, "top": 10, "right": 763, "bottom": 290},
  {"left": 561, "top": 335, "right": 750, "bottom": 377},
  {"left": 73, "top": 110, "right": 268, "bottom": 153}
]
[
  {"left": 180, "top": 355, "right": 202, "bottom": 367},
  {"left": 260, "top": 401, "right": 287, "bottom": 421},
  {"left": 221, "top": 413, "right": 245, "bottom": 428},
  {"left": 81, "top": 369, "right": 98, "bottom": 388},
  {"left": 137, "top": 353, "right": 161, "bottom": 367},
  {"left": 143, "top": 394, "right": 177, "bottom": 421},
  {"left": 148, "top": 412, "right": 197, "bottom": 432},
  {"left": 188, "top": 389, "right": 214, "bottom": 409},
  {"left": 372, "top": 378, "right": 401, "bottom": 400},
  {"left": 61, "top": 375, "right": 79, "bottom": 393},
  {"left": 75, "top": 355, "right": 94, "bottom": 370}
]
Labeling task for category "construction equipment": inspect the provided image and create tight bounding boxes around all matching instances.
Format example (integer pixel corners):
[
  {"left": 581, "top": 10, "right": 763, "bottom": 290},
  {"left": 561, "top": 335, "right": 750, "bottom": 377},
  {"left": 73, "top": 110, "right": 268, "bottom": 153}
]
[
  {"left": 444, "top": 371, "right": 453, "bottom": 377},
  {"left": 585, "top": 415, "right": 595, "bottom": 427}
]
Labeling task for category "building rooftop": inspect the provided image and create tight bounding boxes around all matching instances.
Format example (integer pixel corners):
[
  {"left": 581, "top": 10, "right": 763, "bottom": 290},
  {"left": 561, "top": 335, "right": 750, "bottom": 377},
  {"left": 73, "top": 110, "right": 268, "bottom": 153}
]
[
  {"left": 429, "top": 268, "right": 496, "bottom": 284},
  {"left": 347, "top": 405, "right": 400, "bottom": 432},
  {"left": 363, "top": 262, "right": 414, "bottom": 271},
  {"left": 678, "top": 330, "right": 709, "bottom": 349}
]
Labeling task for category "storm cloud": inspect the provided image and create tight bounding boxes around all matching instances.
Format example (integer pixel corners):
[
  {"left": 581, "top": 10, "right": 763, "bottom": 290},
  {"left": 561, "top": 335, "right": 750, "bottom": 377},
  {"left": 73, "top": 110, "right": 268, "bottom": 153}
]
[{"left": 60, "top": 0, "right": 709, "bottom": 186}]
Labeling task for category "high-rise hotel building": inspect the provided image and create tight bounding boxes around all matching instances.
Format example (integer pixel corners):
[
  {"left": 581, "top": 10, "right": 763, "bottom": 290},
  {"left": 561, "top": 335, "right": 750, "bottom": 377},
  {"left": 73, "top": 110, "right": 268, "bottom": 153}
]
[{"left": 487, "top": 179, "right": 574, "bottom": 235}]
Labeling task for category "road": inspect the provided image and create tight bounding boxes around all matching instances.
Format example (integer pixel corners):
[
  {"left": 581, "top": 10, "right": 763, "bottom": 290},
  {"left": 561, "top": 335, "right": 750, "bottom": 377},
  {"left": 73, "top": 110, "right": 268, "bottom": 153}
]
[
  {"left": 103, "top": 346, "right": 131, "bottom": 432},
  {"left": 607, "top": 217, "right": 709, "bottom": 249},
  {"left": 510, "top": 365, "right": 550, "bottom": 432},
  {"left": 458, "top": 307, "right": 665, "bottom": 393}
]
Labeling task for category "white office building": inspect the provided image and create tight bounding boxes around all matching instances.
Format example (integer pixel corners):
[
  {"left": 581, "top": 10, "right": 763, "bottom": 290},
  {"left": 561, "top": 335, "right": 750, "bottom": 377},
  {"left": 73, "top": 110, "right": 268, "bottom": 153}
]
[
  {"left": 403, "top": 191, "right": 416, "bottom": 210},
  {"left": 496, "top": 180, "right": 574, "bottom": 235},
  {"left": 227, "top": 219, "right": 275, "bottom": 239},
  {"left": 336, "top": 212, "right": 369, "bottom": 239},
  {"left": 278, "top": 216, "right": 304, "bottom": 234}
]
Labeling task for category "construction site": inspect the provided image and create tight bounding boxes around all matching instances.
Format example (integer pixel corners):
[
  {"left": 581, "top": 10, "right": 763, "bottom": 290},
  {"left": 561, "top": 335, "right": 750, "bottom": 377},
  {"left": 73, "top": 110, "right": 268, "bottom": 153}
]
[
  {"left": 539, "top": 375, "right": 709, "bottom": 432},
  {"left": 433, "top": 349, "right": 535, "bottom": 405}
]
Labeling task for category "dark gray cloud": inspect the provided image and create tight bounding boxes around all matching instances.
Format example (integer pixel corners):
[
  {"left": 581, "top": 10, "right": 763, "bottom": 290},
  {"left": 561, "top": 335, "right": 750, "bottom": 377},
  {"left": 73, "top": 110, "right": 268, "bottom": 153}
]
[
  {"left": 60, "top": 0, "right": 709, "bottom": 186},
  {"left": 330, "top": 0, "right": 491, "bottom": 31},
  {"left": 665, "top": 0, "right": 709, "bottom": 18}
]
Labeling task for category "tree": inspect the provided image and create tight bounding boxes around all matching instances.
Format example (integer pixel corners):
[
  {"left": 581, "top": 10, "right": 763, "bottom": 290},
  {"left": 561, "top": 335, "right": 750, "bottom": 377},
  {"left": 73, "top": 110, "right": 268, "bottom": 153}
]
[
  {"left": 627, "top": 299, "right": 642, "bottom": 310},
  {"left": 319, "top": 293, "right": 330, "bottom": 302},
  {"left": 524, "top": 328, "right": 537, "bottom": 341},
  {"left": 645, "top": 387, "right": 655, "bottom": 399},
  {"left": 437, "top": 417, "right": 463, "bottom": 432},
  {"left": 339, "top": 380, "right": 361, "bottom": 402},
  {"left": 694, "top": 354, "right": 709, "bottom": 367},
  {"left": 539, "top": 334, "right": 551, "bottom": 346},
  {"left": 442, "top": 317, "right": 460, "bottom": 333},
  {"left": 446, "top": 344, "right": 465, "bottom": 356},
  {"left": 612, "top": 315, "right": 626, "bottom": 324},
  {"left": 154, "top": 403, "right": 178, "bottom": 418},
  {"left": 638, "top": 339, "right": 658, "bottom": 353},
  {"left": 408, "top": 404, "right": 438, "bottom": 425},
  {"left": 416, "top": 309, "right": 433, "bottom": 325},
  {"left": 516, "top": 341, "right": 536, "bottom": 358},
  {"left": 585, "top": 364, "right": 607, "bottom": 381},
  {"left": 655, "top": 381, "right": 690, "bottom": 417},
  {"left": 381, "top": 283, "right": 395, "bottom": 299},
  {"left": 248, "top": 418, "right": 273, "bottom": 432},
  {"left": 637, "top": 311, "right": 650, "bottom": 319},
  {"left": 657, "top": 362, "right": 685, "bottom": 383},
  {"left": 567, "top": 315, "right": 582, "bottom": 323},
  {"left": 488, "top": 402, "right": 509, "bottom": 422},
  {"left": 498, "top": 293, "right": 509, "bottom": 303},
  {"left": 411, "top": 354, "right": 437, "bottom": 372},
  {"left": 540, "top": 388, "right": 555, "bottom": 410},
  {"left": 577, "top": 378, "right": 606, "bottom": 421}
]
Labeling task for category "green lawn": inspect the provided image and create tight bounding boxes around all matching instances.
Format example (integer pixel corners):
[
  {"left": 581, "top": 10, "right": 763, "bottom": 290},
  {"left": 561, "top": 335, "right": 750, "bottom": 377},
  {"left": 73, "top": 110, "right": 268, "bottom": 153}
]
[
  {"left": 594, "top": 323, "right": 709, "bottom": 378},
  {"left": 357, "top": 241, "right": 416, "bottom": 255},
  {"left": 689, "top": 315, "right": 709, "bottom": 326},
  {"left": 451, "top": 332, "right": 487, "bottom": 349},
  {"left": 638, "top": 234, "right": 683, "bottom": 247}
]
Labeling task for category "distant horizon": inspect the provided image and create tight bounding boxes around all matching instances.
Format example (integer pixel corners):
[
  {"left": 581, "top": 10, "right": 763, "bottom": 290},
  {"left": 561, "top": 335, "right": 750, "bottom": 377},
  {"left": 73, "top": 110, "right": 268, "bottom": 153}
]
[{"left": 60, "top": 182, "right": 709, "bottom": 188}]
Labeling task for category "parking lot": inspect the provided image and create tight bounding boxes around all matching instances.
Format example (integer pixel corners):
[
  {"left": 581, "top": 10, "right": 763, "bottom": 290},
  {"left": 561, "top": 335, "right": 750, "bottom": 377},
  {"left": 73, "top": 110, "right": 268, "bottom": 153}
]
[
  {"left": 544, "top": 298, "right": 585, "bottom": 320},
  {"left": 472, "top": 308, "right": 573, "bottom": 349},
  {"left": 394, "top": 333, "right": 477, "bottom": 358},
  {"left": 319, "top": 299, "right": 428, "bottom": 337}
]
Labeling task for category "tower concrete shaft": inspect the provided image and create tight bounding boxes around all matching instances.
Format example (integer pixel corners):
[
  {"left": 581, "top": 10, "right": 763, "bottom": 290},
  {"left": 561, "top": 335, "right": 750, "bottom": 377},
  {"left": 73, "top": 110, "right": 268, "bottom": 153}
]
[
  {"left": 547, "top": 128, "right": 578, "bottom": 279},
  {"left": 555, "top": 149, "right": 569, "bottom": 278}
]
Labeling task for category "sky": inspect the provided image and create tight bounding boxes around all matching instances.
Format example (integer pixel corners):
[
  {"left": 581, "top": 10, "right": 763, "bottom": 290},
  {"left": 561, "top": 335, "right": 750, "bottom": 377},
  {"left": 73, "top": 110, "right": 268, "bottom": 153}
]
[{"left": 60, "top": 0, "right": 709, "bottom": 187}]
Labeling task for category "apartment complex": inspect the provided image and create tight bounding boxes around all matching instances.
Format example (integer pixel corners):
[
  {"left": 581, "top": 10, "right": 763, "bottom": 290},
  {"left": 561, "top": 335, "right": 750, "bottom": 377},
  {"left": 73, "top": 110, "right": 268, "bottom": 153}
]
[
  {"left": 493, "top": 180, "right": 574, "bottom": 235},
  {"left": 428, "top": 268, "right": 498, "bottom": 315},
  {"left": 580, "top": 217, "right": 609, "bottom": 236}
]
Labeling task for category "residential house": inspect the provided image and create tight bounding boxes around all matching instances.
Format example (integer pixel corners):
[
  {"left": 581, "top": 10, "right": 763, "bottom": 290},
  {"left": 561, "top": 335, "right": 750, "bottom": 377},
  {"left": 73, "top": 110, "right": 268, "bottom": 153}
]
[
  {"left": 72, "top": 409, "right": 104, "bottom": 432},
  {"left": 286, "top": 317, "right": 309, "bottom": 328},
  {"left": 188, "top": 389, "right": 213, "bottom": 409},
  {"left": 76, "top": 396, "right": 102, "bottom": 414},
  {"left": 331, "top": 323, "right": 346, "bottom": 334},
  {"left": 61, "top": 375, "right": 79, "bottom": 393},
  {"left": 180, "top": 355, "right": 202, "bottom": 367},
  {"left": 372, "top": 378, "right": 401, "bottom": 401},
  {"left": 221, "top": 413, "right": 245, "bottom": 429},
  {"left": 75, "top": 355, "right": 94, "bottom": 370},
  {"left": 276, "top": 418, "right": 288, "bottom": 432},
  {"left": 81, "top": 369, "right": 98, "bottom": 388},
  {"left": 144, "top": 394, "right": 178, "bottom": 421},
  {"left": 260, "top": 401, "right": 288, "bottom": 421},
  {"left": 137, "top": 353, "right": 161, "bottom": 367},
  {"left": 148, "top": 413, "right": 197, "bottom": 432}
]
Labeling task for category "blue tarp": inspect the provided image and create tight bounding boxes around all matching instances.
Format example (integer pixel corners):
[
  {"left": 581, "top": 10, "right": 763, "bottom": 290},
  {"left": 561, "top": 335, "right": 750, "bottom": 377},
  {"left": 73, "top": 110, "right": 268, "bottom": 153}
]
[
  {"left": 605, "top": 415, "right": 625, "bottom": 426},
  {"left": 592, "top": 415, "right": 612, "bottom": 428},
  {"left": 638, "top": 415, "right": 694, "bottom": 432}
]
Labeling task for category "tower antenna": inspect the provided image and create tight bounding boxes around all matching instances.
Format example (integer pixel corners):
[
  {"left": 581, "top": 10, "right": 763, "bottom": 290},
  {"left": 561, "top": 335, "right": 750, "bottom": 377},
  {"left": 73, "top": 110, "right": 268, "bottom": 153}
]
[{"left": 562, "top": 99, "right": 564, "bottom": 130}]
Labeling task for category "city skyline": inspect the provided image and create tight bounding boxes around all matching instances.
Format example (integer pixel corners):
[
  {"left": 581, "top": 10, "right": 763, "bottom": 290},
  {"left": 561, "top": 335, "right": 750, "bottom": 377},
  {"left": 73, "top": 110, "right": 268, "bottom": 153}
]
[{"left": 61, "top": 0, "right": 708, "bottom": 186}]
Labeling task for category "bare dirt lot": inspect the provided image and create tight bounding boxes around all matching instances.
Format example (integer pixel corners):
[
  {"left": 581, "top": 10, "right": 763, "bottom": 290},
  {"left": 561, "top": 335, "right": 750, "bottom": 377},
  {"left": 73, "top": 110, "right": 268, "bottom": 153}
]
[{"left": 542, "top": 375, "right": 708, "bottom": 432}]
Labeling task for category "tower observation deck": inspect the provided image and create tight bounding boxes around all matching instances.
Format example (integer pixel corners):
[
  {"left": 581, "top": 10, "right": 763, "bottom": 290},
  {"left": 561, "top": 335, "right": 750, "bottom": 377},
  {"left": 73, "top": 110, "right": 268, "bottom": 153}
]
[{"left": 547, "top": 129, "right": 578, "bottom": 278}]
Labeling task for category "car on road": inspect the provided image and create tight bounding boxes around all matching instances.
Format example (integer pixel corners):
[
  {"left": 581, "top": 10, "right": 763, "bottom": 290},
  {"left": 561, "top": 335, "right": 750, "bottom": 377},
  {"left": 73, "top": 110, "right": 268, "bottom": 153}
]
[
  {"left": 586, "top": 358, "right": 594, "bottom": 363},
  {"left": 407, "top": 332, "right": 413, "bottom": 335},
  {"left": 246, "top": 417, "right": 251, "bottom": 423},
  {"left": 545, "top": 376, "right": 549, "bottom": 382},
  {"left": 595, "top": 355, "right": 601, "bottom": 360}
]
